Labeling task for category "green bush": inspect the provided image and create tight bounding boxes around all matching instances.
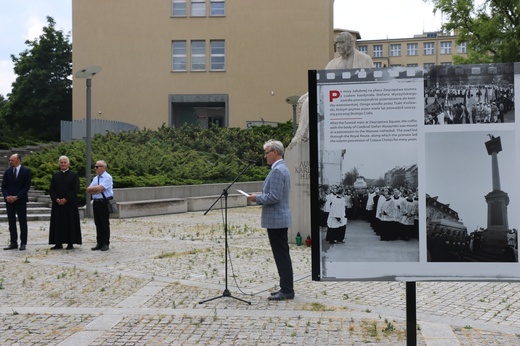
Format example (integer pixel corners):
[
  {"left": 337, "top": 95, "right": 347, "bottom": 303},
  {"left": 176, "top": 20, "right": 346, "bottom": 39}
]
[
  {"left": 23, "top": 123, "right": 295, "bottom": 205},
  {"left": 0, "top": 130, "right": 42, "bottom": 149}
]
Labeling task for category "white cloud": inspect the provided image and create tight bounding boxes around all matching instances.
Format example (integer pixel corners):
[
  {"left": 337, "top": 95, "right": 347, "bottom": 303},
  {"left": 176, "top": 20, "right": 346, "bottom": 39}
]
[
  {"left": 0, "top": 0, "right": 71, "bottom": 96},
  {"left": 0, "top": 60, "right": 14, "bottom": 97},
  {"left": 334, "top": 0, "right": 443, "bottom": 40},
  {"left": 24, "top": 16, "right": 46, "bottom": 42}
]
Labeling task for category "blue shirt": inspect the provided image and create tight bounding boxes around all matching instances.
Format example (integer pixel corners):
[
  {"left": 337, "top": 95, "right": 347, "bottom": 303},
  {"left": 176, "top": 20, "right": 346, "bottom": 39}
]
[{"left": 89, "top": 172, "right": 113, "bottom": 199}]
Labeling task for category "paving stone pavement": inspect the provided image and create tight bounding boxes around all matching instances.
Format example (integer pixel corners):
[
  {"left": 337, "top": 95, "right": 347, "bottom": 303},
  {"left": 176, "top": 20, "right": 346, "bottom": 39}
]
[{"left": 0, "top": 206, "right": 519, "bottom": 345}]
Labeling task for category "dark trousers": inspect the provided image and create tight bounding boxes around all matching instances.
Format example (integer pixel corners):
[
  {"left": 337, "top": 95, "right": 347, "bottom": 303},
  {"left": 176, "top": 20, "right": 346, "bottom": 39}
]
[
  {"left": 267, "top": 228, "right": 294, "bottom": 294},
  {"left": 6, "top": 201, "right": 28, "bottom": 245},
  {"left": 93, "top": 200, "right": 110, "bottom": 246}
]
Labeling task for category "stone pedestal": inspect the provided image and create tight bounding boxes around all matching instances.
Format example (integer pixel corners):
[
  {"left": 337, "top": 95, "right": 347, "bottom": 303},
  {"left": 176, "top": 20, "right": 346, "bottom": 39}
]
[
  {"left": 482, "top": 189, "right": 509, "bottom": 254},
  {"left": 285, "top": 139, "right": 311, "bottom": 244}
]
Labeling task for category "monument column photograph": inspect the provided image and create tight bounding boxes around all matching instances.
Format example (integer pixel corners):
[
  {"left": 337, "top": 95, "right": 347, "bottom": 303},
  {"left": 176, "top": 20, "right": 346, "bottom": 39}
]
[{"left": 482, "top": 134, "right": 510, "bottom": 255}]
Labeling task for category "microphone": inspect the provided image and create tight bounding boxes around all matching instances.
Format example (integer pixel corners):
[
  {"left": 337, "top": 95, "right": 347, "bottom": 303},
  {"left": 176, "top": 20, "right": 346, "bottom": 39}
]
[{"left": 243, "top": 158, "right": 263, "bottom": 166}]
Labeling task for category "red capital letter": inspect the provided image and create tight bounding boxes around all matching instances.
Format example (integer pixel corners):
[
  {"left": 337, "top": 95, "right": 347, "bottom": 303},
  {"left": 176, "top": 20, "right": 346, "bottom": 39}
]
[{"left": 329, "top": 90, "right": 340, "bottom": 102}]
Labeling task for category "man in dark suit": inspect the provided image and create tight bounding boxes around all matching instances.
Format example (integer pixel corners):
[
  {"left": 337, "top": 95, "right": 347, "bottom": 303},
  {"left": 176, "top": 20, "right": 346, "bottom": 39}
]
[
  {"left": 2, "top": 154, "right": 32, "bottom": 250},
  {"left": 248, "top": 140, "right": 294, "bottom": 300}
]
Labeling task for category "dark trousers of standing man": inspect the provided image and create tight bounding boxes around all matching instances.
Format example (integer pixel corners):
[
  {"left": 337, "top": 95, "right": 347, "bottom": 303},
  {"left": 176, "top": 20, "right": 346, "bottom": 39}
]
[
  {"left": 6, "top": 201, "right": 28, "bottom": 246},
  {"left": 267, "top": 228, "right": 294, "bottom": 294},
  {"left": 93, "top": 200, "right": 110, "bottom": 246}
]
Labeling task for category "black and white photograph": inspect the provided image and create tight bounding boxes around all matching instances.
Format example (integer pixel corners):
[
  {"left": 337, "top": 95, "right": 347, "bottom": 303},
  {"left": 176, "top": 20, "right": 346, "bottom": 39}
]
[
  {"left": 317, "top": 143, "right": 419, "bottom": 271},
  {"left": 425, "top": 130, "right": 518, "bottom": 263},
  {"left": 424, "top": 63, "right": 515, "bottom": 125}
]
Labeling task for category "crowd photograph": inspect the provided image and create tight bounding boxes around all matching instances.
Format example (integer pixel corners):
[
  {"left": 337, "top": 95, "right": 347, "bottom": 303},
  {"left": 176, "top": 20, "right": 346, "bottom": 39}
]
[{"left": 424, "top": 63, "right": 515, "bottom": 125}]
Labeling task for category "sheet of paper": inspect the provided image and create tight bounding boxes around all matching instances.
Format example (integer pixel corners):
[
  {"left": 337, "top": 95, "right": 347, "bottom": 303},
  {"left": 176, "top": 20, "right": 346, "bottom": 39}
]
[{"left": 236, "top": 189, "right": 250, "bottom": 197}]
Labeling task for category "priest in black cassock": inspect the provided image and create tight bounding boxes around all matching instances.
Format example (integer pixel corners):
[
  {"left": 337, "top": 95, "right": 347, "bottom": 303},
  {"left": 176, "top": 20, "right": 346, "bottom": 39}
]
[{"left": 49, "top": 156, "right": 82, "bottom": 250}]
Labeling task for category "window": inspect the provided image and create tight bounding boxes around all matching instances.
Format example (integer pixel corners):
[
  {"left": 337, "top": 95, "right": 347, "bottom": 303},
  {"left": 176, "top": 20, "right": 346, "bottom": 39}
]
[
  {"left": 374, "top": 62, "right": 383, "bottom": 68},
  {"left": 358, "top": 45, "right": 368, "bottom": 54},
  {"left": 407, "top": 43, "right": 418, "bottom": 56},
  {"left": 423, "top": 42, "right": 435, "bottom": 55},
  {"left": 390, "top": 44, "right": 401, "bottom": 57},
  {"left": 406, "top": 63, "right": 418, "bottom": 67},
  {"left": 373, "top": 45, "right": 383, "bottom": 58},
  {"left": 172, "top": 41, "right": 187, "bottom": 71},
  {"left": 457, "top": 42, "right": 467, "bottom": 54},
  {"left": 423, "top": 63, "right": 435, "bottom": 70},
  {"left": 210, "top": 40, "right": 225, "bottom": 70},
  {"left": 191, "top": 40, "right": 206, "bottom": 71},
  {"left": 440, "top": 41, "right": 452, "bottom": 54},
  {"left": 172, "top": 0, "right": 187, "bottom": 16},
  {"left": 191, "top": 0, "right": 205, "bottom": 17},
  {"left": 210, "top": 0, "right": 225, "bottom": 16},
  {"left": 440, "top": 62, "right": 452, "bottom": 66}
]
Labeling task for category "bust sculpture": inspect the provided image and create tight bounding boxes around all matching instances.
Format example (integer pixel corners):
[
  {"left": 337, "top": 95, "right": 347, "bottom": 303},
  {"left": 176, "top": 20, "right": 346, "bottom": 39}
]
[
  {"left": 325, "top": 31, "right": 374, "bottom": 70},
  {"left": 291, "top": 31, "right": 374, "bottom": 143}
]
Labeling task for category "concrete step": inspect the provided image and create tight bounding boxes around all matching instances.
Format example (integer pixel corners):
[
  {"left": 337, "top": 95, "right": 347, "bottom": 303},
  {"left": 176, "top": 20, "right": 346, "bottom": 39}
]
[
  {"left": 1, "top": 189, "right": 48, "bottom": 198},
  {"left": 0, "top": 214, "right": 51, "bottom": 222},
  {"left": 0, "top": 201, "right": 50, "bottom": 208},
  {"left": 29, "top": 190, "right": 47, "bottom": 195},
  {"left": 0, "top": 207, "right": 51, "bottom": 215}
]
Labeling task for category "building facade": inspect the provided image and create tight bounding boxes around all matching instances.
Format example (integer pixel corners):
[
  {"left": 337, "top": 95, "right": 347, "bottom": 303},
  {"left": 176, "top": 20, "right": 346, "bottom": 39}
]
[
  {"left": 356, "top": 32, "right": 467, "bottom": 69},
  {"left": 72, "top": 0, "right": 334, "bottom": 130}
]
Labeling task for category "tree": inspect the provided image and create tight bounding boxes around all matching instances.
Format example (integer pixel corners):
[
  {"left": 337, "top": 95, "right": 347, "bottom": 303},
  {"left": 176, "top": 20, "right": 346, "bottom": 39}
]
[
  {"left": 391, "top": 173, "right": 407, "bottom": 189},
  {"left": 2, "top": 16, "right": 72, "bottom": 141},
  {"left": 374, "top": 177, "right": 386, "bottom": 187},
  {"left": 343, "top": 167, "right": 359, "bottom": 186},
  {"left": 427, "top": 0, "right": 520, "bottom": 63}
]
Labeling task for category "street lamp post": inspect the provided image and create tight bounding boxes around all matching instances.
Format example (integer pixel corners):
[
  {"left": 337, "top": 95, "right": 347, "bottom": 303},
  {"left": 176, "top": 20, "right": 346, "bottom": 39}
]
[
  {"left": 285, "top": 95, "right": 300, "bottom": 136},
  {"left": 75, "top": 66, "right": 102, "bottom": 218}
]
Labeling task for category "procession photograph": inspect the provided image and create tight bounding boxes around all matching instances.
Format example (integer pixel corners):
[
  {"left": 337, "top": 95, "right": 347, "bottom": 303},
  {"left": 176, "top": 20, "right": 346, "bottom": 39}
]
[{"left": 317, "top": 141, "right": 419, "bottom": 274}]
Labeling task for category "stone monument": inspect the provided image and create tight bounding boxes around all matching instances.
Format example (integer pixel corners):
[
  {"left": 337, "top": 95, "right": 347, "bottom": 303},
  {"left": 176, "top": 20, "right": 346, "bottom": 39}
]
[
  {"left": 481, "top": 134, "right": 510, "bottom": 255},
  {"left": 286, "top": 32, "right": 374, "bottom": 243}
]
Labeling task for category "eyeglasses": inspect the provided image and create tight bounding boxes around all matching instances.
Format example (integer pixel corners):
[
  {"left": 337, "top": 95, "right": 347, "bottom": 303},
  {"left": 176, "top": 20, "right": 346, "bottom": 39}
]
[
  {"left": 264, "top": 149, "right": 275, "bottom": 156},
  {"left": 94, "top": 165, "right": 104, "bottom": 168}
]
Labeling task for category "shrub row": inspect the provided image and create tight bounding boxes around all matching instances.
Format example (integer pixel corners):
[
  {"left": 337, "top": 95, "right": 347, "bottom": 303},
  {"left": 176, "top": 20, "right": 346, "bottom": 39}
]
[{"left": 23, "top": 123, "right": 295, "bottom": 205}]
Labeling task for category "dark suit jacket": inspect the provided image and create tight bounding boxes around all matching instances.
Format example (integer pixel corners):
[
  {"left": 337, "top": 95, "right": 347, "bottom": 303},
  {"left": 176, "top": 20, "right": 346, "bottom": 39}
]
[{"left": 2, "top": 165, "right": 32, "bottom": 203}]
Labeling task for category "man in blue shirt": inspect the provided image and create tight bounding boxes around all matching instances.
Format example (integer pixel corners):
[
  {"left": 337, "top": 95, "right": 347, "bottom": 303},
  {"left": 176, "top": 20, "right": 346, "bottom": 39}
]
[{"left": 86, "top": 160, "right": 113, "bottom": 251}]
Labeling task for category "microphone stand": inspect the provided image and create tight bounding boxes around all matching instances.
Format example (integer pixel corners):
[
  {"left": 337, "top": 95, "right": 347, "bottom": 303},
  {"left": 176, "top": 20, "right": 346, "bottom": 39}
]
[{"left": 199, "top": 161, "right": 254, "bottom": 305}]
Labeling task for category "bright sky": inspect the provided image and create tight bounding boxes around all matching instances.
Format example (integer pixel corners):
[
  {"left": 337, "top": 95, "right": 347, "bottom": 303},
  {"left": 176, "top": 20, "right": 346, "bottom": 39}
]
[
  {"left": 334, "top": 0, "right": 444, "bottom": 40},
  {"left": 0, "top": 0, "right": 444, "bottom": 97},
  {"left": 0, "top": 0, "right": 72, "bottom": 97}
]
